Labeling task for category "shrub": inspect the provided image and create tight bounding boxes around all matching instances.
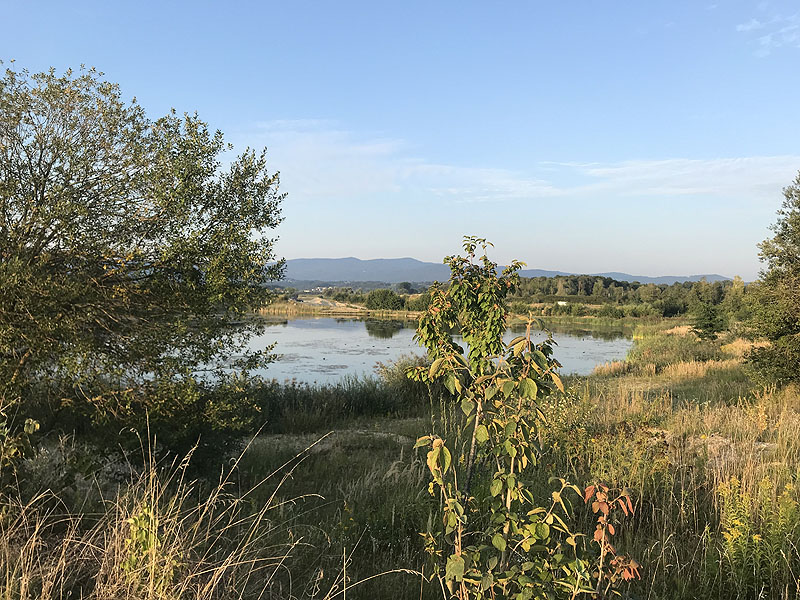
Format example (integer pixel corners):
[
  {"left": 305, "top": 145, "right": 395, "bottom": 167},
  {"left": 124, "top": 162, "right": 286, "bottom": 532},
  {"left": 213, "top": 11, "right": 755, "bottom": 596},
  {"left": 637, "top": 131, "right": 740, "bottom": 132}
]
[
  {"left": 365, "top": 289, "right": 405, "bottom": 310},
  {"left": 406, "top": 292, "right": 432, "bottom": 312},
  {"left": 627, "top": 333, "right": 724, "bottom": 372}
]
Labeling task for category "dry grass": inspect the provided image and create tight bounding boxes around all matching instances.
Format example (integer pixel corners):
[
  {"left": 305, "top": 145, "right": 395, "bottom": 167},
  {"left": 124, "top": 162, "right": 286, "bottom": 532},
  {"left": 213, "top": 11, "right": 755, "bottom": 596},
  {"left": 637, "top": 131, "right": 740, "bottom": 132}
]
[
  {"left": 574, "top": 337, "right": 800, "bottom": 598},
  {"left": 660, "top": 358, "right": 740, "bottom": 380},
  {"left": 720, "top": 337, "right": 770, "bottom": 358},
  {"left": 591, "top": 360, "right": 631, "bottom": 377},
  {"left": 0, "top": 435, "right": 418, "bottom": 600},
  {"left": 258, "top": 300, "right": 421, "bottom": 320},
  {"left": 663, "top": 325, "right": 691, "bottom": 336}
]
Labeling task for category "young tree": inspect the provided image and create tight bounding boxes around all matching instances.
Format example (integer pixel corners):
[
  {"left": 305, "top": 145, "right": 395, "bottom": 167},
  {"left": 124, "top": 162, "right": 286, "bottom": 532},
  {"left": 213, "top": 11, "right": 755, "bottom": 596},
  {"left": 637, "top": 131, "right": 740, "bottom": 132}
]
[
  {"left": 690, "top": 301, "right": 726, "bottom": 340},
  {"left": 409, "top": 238, "right": 638, "bottom": 598},
  {"left": 747, "top": 170, "right": 800, "bottom": 384},
  {"left": 0, "top": 65, "right": 284, "bottom": 443}
]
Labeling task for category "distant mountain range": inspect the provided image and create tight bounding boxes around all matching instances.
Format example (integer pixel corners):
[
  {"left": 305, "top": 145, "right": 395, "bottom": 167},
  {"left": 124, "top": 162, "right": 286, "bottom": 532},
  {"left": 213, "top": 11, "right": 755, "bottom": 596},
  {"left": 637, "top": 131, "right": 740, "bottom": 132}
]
[{"left": 281, "top": 257, "right": 730, "bottom": 286}]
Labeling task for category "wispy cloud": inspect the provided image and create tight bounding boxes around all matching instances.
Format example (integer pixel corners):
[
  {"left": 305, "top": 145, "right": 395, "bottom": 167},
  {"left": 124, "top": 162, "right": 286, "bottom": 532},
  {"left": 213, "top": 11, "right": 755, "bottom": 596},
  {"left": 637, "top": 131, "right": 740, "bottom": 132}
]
[
  {"left": 736, "top": 18, "right": 764, "bottom": 32},
  {"left": 235, "top": 120, "right": 799, "bottom": 208},
  {"left": 231, "top": 120, "right": 798, "bottom": 278},
  {"left": 561, "top": 157, "right": 800, "bottom": 200},
  {"left": 736, "top": 11, "right": 800, "bottom": 56}
]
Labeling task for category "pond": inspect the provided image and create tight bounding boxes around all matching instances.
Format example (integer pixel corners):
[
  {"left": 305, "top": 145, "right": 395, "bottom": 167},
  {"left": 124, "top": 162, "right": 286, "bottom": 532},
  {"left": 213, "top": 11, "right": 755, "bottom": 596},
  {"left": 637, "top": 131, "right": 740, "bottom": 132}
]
[{"left": 246, "top": 316, "right": 633, "bottom": 385}]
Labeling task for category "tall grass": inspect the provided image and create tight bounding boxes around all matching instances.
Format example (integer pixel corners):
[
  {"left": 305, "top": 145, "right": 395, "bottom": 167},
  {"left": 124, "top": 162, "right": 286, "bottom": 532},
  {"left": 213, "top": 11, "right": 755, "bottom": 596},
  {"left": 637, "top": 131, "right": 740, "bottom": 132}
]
[
  {"left": 1, "top": 432, "right": 424, "bottom": 600},
  {"left": 1, "top": 439, "right": 309, "bottom": 599},
  {"left": 551, "top": 321, "right": 800, "bottom": 599},
  {"left": 252, "top": 356, "right": 435, "bottom": 433},
  {"left": 9, "top": 323, "right": 800, "bottom": 599}
]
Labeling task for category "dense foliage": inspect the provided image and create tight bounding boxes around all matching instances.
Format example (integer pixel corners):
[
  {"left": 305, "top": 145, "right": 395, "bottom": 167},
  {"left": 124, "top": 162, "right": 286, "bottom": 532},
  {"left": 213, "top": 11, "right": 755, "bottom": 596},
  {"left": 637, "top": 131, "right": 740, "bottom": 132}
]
[
  {"left": 365, "top": 288, "right": 405, "bottom": 310},
  {"left": 409, "top": 238, "right": 636, "bottom": 598},
  {"left": 0, "top": 66, "right": 284, "bottom": 451},
  {"left": 747, "top": 171, "right": 800, "bottom": 384}
]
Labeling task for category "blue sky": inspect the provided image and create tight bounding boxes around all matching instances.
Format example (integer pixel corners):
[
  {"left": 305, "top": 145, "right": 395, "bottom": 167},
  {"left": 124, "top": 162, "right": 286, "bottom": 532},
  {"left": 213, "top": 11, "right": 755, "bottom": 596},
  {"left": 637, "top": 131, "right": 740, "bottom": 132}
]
[{"left": 3, "top": 1, "right": 800, "bottom": 279}]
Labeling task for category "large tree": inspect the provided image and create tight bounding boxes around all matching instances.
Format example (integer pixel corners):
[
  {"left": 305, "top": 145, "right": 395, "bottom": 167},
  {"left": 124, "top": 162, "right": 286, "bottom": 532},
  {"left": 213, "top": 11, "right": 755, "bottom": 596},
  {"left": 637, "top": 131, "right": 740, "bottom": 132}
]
[
  {"left": 747, "top": 170, "right": 800, "bottom": 384},
  {"left": 0, "top": 65, "right": 284, "bottom": 441}
]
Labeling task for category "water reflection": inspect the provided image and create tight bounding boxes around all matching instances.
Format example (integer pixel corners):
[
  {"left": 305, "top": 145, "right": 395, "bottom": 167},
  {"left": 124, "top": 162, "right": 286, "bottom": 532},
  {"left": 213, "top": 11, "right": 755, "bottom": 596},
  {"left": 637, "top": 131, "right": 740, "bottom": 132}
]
[
  {"left": 246, "top": 315, "right": 634, "bottom": 384},
  {"left": 364, "top": 319, "right": 405, "bottom": 339},
  {"left": 508, "top": 321, "right": 631, "bottom": 342}
]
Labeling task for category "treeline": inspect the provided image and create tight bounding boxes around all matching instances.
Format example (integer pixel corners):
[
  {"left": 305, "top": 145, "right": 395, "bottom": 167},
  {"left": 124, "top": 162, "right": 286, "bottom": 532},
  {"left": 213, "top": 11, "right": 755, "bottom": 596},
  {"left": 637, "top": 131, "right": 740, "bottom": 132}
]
[
  {"left": 305, "top": 275, "right": 749, "bottom": 320},
  {"left": 319, "top": 286, "right": 433, "bottom": 311},
  {"left": 510, "top": 275, "right": 748, "bottom": 319}
]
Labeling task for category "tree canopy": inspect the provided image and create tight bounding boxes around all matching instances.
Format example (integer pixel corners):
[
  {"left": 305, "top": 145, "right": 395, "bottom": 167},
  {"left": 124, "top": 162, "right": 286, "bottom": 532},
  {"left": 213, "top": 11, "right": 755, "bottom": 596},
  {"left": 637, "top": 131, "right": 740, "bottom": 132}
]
[
  {"left": 0, "top": 66, "right": 284, "bottom": 440},
  {"left": 747, "top": 170, "right": 800, "bottom": 384}
]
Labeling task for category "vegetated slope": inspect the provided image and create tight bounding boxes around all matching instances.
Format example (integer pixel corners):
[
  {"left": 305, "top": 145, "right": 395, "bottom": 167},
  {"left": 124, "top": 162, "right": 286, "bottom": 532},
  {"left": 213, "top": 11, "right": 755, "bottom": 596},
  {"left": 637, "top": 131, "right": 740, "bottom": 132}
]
[{"left": 282, "top": 257, "right": 729, "bottom": 285}]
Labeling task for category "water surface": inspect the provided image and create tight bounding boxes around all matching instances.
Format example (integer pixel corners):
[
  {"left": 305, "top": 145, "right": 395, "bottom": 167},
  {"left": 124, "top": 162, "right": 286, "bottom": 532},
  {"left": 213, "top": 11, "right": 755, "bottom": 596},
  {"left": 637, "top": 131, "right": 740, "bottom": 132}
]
[{"left": 247, "top": 316, "right": 632, "bottom": 385}]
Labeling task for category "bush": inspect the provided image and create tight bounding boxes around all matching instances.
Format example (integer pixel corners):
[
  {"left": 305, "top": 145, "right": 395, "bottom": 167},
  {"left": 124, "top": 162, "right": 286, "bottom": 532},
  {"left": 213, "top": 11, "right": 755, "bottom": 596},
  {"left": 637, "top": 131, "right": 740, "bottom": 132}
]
[
  {"left": 627, "top": 333, "right": 724, "bottom": 372},
  {"left": 406, "top": 292, "right": 432, "bottom": 312},
  {"left": 364, "top": 288, "right": 405, "bottom": 310}
]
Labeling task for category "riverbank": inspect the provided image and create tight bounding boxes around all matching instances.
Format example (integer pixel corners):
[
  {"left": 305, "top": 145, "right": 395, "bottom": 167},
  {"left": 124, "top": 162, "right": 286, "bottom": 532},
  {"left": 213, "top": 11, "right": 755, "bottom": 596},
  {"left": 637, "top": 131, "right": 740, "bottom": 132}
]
[
  {"left": 259, "top": 298, "right": 423, "bottom": 320},
  {"left": 260, "top": 296, "right": 673, "bottom": 330}
]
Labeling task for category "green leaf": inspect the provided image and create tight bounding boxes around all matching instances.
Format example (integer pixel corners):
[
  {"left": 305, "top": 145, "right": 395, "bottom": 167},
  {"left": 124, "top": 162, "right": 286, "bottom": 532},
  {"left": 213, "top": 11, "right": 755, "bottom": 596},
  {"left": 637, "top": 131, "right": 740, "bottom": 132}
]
[
  {"left": 519, "top": 378, "right": 538, "bottom": 399},
  {"left": 461, "top": 397, "right": 475, "bottom": 416},
  {"left": 441, "top": 446, "right": 452, "bottom": 474},
  {"left": 537, "top": 523, "right": 550, "bottom": 539},
  {"left": 491, "top": 533, "right": 507, "bottom": 552},
  {"left": 444, "top": 374, "right": 456, "bottom": 395},
  {"left": 507, "top": 335, "right": 526, "bottom": 348},
  {"left": 475, "top": 424, "right": 489, "bottom": 444},
  {"left": 490, "top": 479, "right": 503, "bottom": 497},
  {"left": 426, "top": 447, "right": 440, "bottom": 474},
  {"left": 429, "top": 357, "right": 445, "bottom": 379},
  {"left": 502, "top": 380, "right": 516, "bottom": 397},
  {"left": 481, "top": 573, "right": 494, "bottom": 592},
  {"left": 445, "top": 554, "right": 465, "bottom": 582}
]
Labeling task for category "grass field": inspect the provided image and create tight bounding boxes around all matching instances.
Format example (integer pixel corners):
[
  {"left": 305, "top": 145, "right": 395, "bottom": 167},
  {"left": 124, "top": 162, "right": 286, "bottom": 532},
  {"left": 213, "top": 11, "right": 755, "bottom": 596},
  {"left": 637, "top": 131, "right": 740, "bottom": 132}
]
[{"left": 4, "top": 319, "right": 799, "bottom": 598}]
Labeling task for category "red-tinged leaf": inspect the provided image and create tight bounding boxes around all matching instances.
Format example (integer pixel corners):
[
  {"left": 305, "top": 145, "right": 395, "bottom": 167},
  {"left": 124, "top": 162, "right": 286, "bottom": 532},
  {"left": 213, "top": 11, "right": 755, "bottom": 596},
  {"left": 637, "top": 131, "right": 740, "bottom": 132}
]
[
  {"left": 608, "top": 523, "right": 616, "bottom": 536},
  {"left": 584, "top": 485, "right": 596, "bottom": 504},
  {"left": 626, "top": 495, "right": 634, "bottom": 514},
  {"left": 599, "top": 501, "right": 610, "bottom": 516},
  {"left": 593, "top": 528, "right": 603, "bottom": 542},
  {"left": 591, "top": 501, "right": 600, "bottom": 514},
  {"left": 618, "top": 498, "right": 629, "bottom": 516}
]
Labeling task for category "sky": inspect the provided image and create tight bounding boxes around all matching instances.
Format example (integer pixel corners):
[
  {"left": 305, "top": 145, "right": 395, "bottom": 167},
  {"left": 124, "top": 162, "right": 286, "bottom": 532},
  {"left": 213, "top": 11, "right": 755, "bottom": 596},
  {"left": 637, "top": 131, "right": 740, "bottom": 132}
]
[{"left": 3, "top": 1, "right": 799, "bottom": 280}]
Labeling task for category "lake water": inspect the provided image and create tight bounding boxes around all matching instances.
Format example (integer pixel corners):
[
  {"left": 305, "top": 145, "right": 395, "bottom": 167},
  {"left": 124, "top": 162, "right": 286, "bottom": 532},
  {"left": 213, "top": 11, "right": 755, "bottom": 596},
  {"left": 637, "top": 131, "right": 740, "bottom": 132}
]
[{"left": 246, "top": 317, "right": 633, "bottom": 385}]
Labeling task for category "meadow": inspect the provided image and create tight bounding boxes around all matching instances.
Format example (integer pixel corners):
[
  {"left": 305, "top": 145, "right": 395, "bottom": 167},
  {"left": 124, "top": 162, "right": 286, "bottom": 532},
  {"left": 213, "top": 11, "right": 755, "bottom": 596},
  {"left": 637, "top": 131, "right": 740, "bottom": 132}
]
[{"left": 4, "top": 316, "right": 798, "bottom": 599}]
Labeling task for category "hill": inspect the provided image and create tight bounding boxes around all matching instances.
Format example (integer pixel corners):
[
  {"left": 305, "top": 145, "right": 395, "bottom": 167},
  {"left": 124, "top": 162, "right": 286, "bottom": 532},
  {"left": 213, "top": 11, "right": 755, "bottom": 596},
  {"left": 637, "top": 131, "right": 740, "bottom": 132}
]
[{"left": 281, "top": 258, "right": 729, "bottom": 285}]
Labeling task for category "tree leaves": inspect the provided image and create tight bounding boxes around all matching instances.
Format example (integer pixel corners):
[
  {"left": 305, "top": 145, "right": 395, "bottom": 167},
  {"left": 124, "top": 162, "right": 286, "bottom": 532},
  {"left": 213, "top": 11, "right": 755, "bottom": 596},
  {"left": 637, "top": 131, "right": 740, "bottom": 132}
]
[
  {"left": 491, "top": 533, "right": 507, "bottom": 552},
  {"left": 0, "top": 65, "right": 284, "bottom": 449},
  {"left": 409, "top": 239, "right": 592, "bottom": 598},
  {"left": 445, "top": 554, "right": 465, "bottom": 582}
]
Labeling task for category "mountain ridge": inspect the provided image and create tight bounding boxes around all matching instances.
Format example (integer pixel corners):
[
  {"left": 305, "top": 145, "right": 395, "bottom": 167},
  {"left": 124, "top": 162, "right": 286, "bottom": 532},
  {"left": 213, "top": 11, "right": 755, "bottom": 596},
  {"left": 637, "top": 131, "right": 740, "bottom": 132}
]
[{"left": 282, "top": 257, "right": 730, "bottom": 285}]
